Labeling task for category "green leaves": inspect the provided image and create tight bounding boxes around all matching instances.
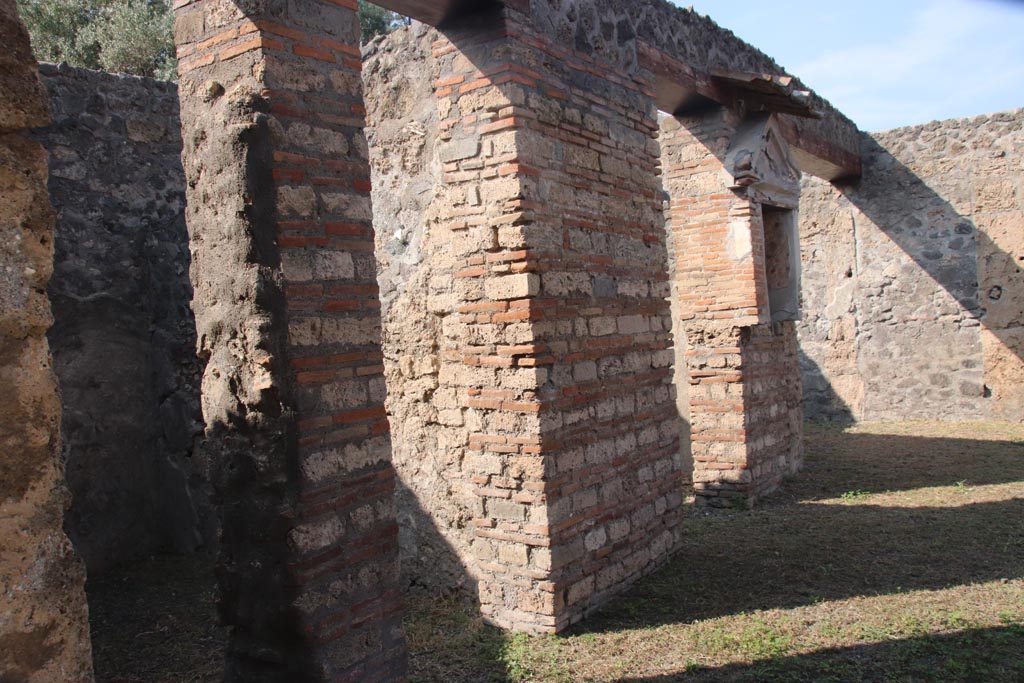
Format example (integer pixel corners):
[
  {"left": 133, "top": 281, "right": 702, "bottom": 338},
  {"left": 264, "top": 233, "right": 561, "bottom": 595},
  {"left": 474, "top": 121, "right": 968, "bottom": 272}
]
[
  {"left": 358, "top": 1, "right": 405, "bottom": 42},
  {"left": 17, "top": 0, "right": 100, "bottom": 68},
  {"left": 18, "top": 0, "right": 176, "bottom": 79},
  {"left": 83, "top": 0, "right": 176, "bottom": 79},
  {"left": 18, "top": 0, "right": 401, "bottom": 79}
]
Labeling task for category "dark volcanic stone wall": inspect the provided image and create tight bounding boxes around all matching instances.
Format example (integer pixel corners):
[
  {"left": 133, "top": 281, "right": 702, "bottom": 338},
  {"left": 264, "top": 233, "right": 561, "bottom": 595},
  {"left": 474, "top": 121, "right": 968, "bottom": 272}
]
[{"left": 32, "top": 64, "right": 209, "bottom": 572}]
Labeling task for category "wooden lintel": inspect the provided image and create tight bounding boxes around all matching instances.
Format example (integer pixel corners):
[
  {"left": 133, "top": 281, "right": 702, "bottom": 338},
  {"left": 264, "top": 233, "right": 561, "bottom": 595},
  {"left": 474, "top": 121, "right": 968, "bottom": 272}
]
[
  {"left": 638, "top": 41, "right": 735, "bottom": 115},
  {"left": 374, "top": 0, "right": 501, "bottom": 27},
  {"left": 710, "top": 68, "right": 820, "bottom": 120},
  {"left": 776, "top": 116, "right": 862, "bottom": 181},
  {"left": 641, "top": 44, "right": 861, "bottom": 180}
]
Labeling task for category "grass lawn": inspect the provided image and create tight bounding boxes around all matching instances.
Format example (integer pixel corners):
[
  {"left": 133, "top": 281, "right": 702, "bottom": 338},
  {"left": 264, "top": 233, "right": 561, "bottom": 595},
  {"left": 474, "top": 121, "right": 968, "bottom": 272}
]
[
  {"left": 86, "top": 421, "right": 1024, "bottom": 682},
  {"left": 405, "top": 421, "right": 1024, "bottom": 683}
]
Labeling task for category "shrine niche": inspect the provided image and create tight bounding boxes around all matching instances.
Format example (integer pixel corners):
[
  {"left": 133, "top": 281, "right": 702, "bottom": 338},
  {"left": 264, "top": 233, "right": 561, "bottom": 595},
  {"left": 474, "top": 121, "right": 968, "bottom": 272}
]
[{"left": 662, "top": 107, "right": 806, "bottom": 508}]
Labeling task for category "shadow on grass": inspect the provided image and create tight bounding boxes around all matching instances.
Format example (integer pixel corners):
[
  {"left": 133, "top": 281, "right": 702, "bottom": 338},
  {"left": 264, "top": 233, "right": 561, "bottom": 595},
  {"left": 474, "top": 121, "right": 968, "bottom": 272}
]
[
  {"left": 578, "top": 430, "right": 1024, "bottom": 632},
  {"left": 401, "top": 428, "right": 1024, "bottom": 682},
  {"left": 582, "top": 497, "right": 1023, "bottom": 632},
  {"left": 617, "top": 624, "right": 1024, "bottom": 683},
  {"left": 87, "top": 430, "right": 1022, "bottom": 683},
  {"left": 785, "top": 425, "right": 1024, "bottom": 501}
]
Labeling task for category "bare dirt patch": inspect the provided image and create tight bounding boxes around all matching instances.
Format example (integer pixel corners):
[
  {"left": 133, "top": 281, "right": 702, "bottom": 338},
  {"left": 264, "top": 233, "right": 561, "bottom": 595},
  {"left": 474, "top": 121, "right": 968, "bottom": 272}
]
[{"left": 87, "top": 553, "right": 224, "bottom": 683}]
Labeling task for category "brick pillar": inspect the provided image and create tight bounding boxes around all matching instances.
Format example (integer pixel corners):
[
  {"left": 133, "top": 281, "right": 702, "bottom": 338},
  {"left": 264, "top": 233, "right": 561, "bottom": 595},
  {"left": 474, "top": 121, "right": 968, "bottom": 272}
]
[
  {"left": 173, "top": 2, "right": 404, "bottom": 680},
  {"left": 0, "top": 2, "right": 94, "bottom": 681},
  {"left": 432, "top": 6, "right": 683, "bottom": 633},
  {"left": 661, "top": 110, "right": 804, "bottom": 509}
]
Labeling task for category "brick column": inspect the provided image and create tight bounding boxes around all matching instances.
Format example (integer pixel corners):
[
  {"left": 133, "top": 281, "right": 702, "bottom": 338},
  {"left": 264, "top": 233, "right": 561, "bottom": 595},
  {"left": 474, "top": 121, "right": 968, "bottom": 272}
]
[
  {"left": 661, "top": 110, "right": 804, "bottom": 508},
  {"left": 173, "top": 2, "right": 404, "bottom": 680},
  {"left": 0, "top": 2, "right": 94, "bottom": 681},
  {"left": 431, "top": 6, "right": 684, "bottom": 633}
]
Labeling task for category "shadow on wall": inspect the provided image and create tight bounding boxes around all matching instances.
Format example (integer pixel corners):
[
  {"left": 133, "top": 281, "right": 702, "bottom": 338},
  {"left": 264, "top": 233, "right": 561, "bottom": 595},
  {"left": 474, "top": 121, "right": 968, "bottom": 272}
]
[
  {"left": 371, "top": 0, "right": 689, "bottom": 632},
  {"left": 83, "top": 481, "right": 482, "bottom": 683},
  {"left": 615, "top": 625, "right": 1024, "bottom": 682},
  {"left": 394, "top": 477, "right": 477, "bottom": 597},
  {"left": 32, "top": 64, "right": 213, "bottom": 574},
  {"left": 818, "top": 131, "right": 1023, "bottom": 419},
  {"left": 798, "top": 349, "right": 855, "bottom": 425}
]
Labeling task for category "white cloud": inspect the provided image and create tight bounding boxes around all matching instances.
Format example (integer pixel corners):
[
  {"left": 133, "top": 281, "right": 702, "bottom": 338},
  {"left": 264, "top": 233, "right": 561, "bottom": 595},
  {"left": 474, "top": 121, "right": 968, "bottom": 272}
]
[{"left": 794, "top": 0, "right": 1024, "bottom": 130}]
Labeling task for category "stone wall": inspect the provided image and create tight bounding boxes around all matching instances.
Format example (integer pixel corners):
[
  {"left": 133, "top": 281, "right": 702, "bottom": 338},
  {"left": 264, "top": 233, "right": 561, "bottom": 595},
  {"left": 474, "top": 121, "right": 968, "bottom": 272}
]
[
  {"left": 0, "top": 1, "right": 94, "bottom": 680},
  {"left": 366, "top": 6, "right": 685, "bottom": 632},
  {"left": 32, "top": 64, "right": 210, "bottom": 572},
  {"left": 500, "top": 4, "right": 683, "bottom": 630},
  {"left": 365, "top": 24, "right": 478, "bottom": 595},
  {"left": 799, "top": 109, "right": 1024, "bottom": 422},
  {"left": 741, "top": 322, "right": 803, "bottom": 494}
]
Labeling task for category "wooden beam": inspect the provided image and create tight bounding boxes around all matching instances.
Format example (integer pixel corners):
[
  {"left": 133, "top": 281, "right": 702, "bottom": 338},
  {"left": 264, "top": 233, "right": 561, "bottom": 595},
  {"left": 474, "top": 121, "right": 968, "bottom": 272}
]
[
  {"left": 776, "top": 115, "right": 863, "bottom": 181},
  {"left": 373, "top": 0, "right": 499, "bottom": 27},
  {"left": 710, "top": 68, "right": 821, "bottom": 119},
  {"left": 372, "top": 0, "right": 449, "bottom": 25},
  {"left": 640, "top": 42, "right": 861, "bottom": 180}
]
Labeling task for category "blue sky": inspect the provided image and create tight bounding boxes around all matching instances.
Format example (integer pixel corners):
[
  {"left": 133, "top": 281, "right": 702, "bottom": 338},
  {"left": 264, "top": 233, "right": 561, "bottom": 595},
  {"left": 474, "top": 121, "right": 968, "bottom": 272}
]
[{"left": 678, "top": 0, "right": 1024, "bottom": 131}]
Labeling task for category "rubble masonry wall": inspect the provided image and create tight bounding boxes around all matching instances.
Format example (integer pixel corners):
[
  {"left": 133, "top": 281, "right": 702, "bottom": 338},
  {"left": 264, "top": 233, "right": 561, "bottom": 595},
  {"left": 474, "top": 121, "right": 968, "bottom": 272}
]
[
  {"left": 364, "top": 24, "right": 479, "bottom": 595},
  {"left": 366, "top": 8, "right": 685, "bottom": 631},
  {"left": 32, "top": 63, "right": 210, "bottom": 572},
  {"left": 173, "top": 0, "right": 405, "bottom": 679},
  {"left": 799, "top": 109, "right": 1024, "bottom": 422},
  {"left": 498, "top": 4, "right": 684, "bottom": 630}
]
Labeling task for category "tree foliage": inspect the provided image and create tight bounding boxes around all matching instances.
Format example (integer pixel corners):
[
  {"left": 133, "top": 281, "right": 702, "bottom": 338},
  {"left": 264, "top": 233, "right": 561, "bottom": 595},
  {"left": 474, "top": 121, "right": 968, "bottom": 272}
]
[
  {"left": 358, "top": 1, "right": 406, "bottom": 42},
  {"left": 17, "top": 0, "right": 176, "bottom": 80},
  {"left": 17, "top": 0, "right": 100, "bottom": 68},
  {"left": 17, "top": 0, "right": 401, "bottom": 81},
  {"left": 85, "top": 0, "right": 176, "bottom": 80}
]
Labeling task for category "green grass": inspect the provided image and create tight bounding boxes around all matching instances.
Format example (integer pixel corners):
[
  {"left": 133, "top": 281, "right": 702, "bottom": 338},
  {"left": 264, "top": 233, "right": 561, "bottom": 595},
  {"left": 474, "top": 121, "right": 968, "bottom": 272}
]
[
  {"left": 86, "top": 421, "right": 1024, "bottom": 682},
  {"left": 405, "top": 420, "right": 1024, "bottom": 683}
]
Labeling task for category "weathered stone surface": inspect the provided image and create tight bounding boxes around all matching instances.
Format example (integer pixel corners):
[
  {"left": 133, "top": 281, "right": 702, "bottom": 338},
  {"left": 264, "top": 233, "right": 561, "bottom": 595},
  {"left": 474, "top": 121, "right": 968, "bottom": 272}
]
[
  {"left": 370, "top": 1, "right": 688, "bottom": 634},
  {"left": 173, "top": 1, "right": 405, "bottom": 679},
  {"left": 31, "top": 63, "right": 209, "bottom": 572},
  {"left": 0, "top": 0, "right": 49, "bottom": 132},
  {"left": 504, "top": 9, "right": 684, "bottom": 630},
  {"left": 0, "top": 1, "right": 93, "bottom": 680},
  {"left": 3, "top": 0, "right": 1017, "bottom": 678},
  {"left": 799, "top": 109, "right": 1024, "bottom": 422},
  {"left": 365, "top": 23, "right": 479, "bottom": 597},
  {"left": 368, "top": 4, "right": 685, "bottom": 634}
]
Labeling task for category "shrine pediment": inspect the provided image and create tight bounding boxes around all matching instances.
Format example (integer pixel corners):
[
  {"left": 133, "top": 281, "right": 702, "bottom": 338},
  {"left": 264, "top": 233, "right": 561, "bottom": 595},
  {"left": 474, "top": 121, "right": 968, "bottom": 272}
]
[{"left": 724, "top": 114, "right": 802, "bottom": 208}]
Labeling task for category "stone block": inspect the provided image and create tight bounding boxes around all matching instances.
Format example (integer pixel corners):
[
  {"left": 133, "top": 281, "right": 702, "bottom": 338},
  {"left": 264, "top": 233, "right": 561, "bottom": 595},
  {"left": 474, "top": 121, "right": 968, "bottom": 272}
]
[
  {"left": 439, "top": 138, "right": 480, "bottom": 163},
  {"left": 484, "top": 273, "right": 540, "bottom": 301}
]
